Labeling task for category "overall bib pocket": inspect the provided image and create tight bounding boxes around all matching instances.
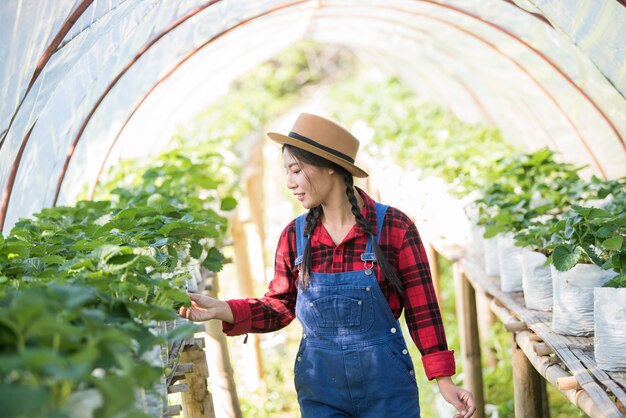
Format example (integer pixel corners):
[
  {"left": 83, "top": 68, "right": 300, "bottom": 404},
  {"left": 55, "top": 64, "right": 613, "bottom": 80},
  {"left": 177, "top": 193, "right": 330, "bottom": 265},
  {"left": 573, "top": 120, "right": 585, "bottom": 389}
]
[{"left": 306, "top": 287, "right": 375, "bottom": 335}]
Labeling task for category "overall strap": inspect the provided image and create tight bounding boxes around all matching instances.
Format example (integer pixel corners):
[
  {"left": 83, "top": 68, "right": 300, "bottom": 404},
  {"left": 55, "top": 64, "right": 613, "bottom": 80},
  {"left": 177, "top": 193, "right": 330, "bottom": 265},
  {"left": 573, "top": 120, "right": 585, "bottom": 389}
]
[
  {"left": 294, "top": 213, "right": 308, "bottom": 266},
  {"left": 362, "top": 202, "right": 389, "bottom": 262}
]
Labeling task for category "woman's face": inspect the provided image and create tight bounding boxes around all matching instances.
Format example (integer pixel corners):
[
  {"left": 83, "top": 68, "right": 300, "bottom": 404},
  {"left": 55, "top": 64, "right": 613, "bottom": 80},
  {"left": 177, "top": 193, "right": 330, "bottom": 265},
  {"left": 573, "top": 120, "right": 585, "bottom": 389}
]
[{"left": 282, "top": 148, "right": 333, "bottom": 209}]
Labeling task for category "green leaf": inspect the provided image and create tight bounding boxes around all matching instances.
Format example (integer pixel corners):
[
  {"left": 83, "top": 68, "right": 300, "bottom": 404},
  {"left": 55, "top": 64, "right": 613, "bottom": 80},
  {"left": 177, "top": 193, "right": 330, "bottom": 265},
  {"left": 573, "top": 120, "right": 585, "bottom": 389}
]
[
  {"left": 0, "top": 384, "right": 49, "bottom": 418},
  {"left": 92, "top": 374, "right": 137, "bottom": 418},
  {"left": 163, "top": 288, "right": 190, "bottom": 305},
  {"left": 602, "top": 236, "right": 623, "bottom": 251},
  {"left": 220, "top": 196, "right": 238, "bottom": 211},
  {"left": 190, "top": 241, "right": 203, "bottom": 259},
  {"left": 202, "top": 247, "right": 225, "bottom": 272},
  {"left": 604, "top": 274, "right": 626, "bottom": 288},
  {"left": 150, "top": 237, "right": 169, "bottom": 247},
  {"left": 552, "top": 245, "right": 582, "bottom": 272},
  {"left": 42, "top": 255, "right": 66, "bottom": 265},
  {"left": 145, "top": 305, "right": 178, "bottom": 321},
  {"left": 165, "top": 322, "right": 197, "bottom": 343}
]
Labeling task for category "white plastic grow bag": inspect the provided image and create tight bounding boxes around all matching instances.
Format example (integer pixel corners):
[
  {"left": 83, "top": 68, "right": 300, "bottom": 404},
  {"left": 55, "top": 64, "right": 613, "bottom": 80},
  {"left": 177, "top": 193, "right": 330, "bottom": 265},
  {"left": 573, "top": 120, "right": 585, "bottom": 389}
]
[
  {"left": 470, "top": 224, "right": 485, "bottom": 256},
  {"left": 497, "top": 233, "right": 523, "bottom": 292},
  {"left": 521, "top": 248, "right": 552, "bottom": 311},
  {"left": 483, "top": 237, "right": 500, "bottom": 276},
  {"left": 551, "top": 264, "right": 616, "bottom": 336},
  {"left": 594, "top": 287, "right": 626, "bottom": 371}
]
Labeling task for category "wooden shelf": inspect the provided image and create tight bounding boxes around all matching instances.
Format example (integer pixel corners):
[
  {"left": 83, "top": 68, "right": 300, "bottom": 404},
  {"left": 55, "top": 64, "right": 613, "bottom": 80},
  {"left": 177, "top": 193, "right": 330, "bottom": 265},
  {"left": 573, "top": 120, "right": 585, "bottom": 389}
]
[{"left": 429, "top": 239, "right": 626, "bottom": 418}]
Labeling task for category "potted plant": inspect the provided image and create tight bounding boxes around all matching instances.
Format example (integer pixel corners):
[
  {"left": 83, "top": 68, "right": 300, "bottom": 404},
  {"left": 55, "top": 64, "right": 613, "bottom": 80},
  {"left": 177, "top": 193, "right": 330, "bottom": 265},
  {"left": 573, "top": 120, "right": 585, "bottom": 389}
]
[
  {"left": 592, "top": 186, "right": 626, "bottom": 371},
  {"left": 595, "top": 274, "right": 626, "bottom": 371},
  {"left": 475, "top": 148, "right": 584, "bottom": 291},
  {"left": 514, "top": 217, "right": 559, "bottom": 311},
  {"left": 547, "top": 204, "right": 624, "bottom": 336}
]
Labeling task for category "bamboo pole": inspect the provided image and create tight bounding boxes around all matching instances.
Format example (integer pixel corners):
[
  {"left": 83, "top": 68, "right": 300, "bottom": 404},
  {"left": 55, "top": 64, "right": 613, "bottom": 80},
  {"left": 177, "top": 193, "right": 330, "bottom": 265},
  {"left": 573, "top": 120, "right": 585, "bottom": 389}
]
[
  {"left": 513, "top": 339, "right": 549, "bottom": 418},
  {"left": 245, "top": 143, "right": 267, "bottom": 278},
  {"left": 203, "top": 272, "right": 243, "bottom": 418},
  {"left": 453, "top": 262, "right": 485, "bottom": 418},
  {"left": 230, "top": 214, "right": 265, "bottom": 388}
]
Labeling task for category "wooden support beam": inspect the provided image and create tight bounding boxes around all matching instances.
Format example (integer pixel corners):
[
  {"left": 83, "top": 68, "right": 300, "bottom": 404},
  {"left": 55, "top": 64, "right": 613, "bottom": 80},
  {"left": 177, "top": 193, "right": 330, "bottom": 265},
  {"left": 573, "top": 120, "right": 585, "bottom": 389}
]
[
  {"left": 175, "top": 363, "right": 195, "bottom": 375},
  {"left": 513, "top": 340, "right": 549, "bottom": 418},
  {"left": 168, "top": 383, "right": 189, "bottom": 394},
  {"left": 453, "top": 262, "right": 485, "bottom": 418},
  {"left": 513, "top": 330, "right": 608, "bottom": 417},
  {"left": 504, "top": 321, "right": 528, "bottom": 333},
  {"left": 202, "top": 272, "right": 243, "bottom": 418},
  {"left": 534, "top": 343, "right": 553, "bottom": 357},
  {"left": 164, "top": 405, "right": 183, "bottom": 417},
  {"left": 180, "top": 344, "right": 215, "bottom": 418},
  {"left": 556, "top": 376, "right": 582, "bottom": 391}
]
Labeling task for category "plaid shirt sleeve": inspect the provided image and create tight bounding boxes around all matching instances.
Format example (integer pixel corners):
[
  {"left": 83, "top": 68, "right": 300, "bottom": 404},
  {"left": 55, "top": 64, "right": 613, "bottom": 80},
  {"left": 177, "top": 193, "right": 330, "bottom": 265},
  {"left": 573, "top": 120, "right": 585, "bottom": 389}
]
[
  {"left": 386, "top": 207, "right": 456, "bottom": 379},
  {"left": 222, "top": 189, "right": 455, "bottom": 379},
  {"left": 222, "top": 221, "right": 298, "bottom": 335}
]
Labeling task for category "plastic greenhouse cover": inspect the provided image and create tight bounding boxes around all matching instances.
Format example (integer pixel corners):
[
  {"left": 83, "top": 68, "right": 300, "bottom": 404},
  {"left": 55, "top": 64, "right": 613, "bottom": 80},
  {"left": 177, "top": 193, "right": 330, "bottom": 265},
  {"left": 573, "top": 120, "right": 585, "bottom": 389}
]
[{"left": 1, "top": 0, "right": 625, "bottom": 233}]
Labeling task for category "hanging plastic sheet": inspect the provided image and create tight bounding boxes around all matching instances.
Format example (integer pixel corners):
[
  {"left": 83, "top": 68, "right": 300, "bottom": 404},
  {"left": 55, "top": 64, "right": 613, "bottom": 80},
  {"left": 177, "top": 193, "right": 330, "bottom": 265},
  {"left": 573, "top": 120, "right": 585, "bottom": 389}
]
[{"left": 1, "top": 0, "right": 625, "bottom": 233}]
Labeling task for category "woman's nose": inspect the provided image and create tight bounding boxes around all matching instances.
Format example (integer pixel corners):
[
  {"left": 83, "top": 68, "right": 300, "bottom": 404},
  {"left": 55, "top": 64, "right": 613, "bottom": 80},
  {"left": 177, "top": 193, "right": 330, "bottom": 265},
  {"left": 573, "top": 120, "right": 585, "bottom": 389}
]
[{"left": 286, "top": 175, "right": 296, "bottom": 189}]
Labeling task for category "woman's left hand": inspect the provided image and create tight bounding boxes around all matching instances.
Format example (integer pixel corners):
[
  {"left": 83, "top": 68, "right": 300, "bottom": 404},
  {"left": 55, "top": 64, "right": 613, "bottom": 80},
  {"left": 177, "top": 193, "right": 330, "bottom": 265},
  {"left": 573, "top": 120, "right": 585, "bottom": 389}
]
[{"left": 436, "top": 376, "right": 476, "bottom": 418}]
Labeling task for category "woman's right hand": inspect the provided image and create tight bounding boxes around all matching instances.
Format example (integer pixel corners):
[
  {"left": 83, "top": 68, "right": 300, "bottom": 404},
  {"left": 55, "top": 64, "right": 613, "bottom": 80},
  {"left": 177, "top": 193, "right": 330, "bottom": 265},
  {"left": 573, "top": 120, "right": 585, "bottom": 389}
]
[{"left": 178, "top": 293, "right": 234, "bottom": 323}]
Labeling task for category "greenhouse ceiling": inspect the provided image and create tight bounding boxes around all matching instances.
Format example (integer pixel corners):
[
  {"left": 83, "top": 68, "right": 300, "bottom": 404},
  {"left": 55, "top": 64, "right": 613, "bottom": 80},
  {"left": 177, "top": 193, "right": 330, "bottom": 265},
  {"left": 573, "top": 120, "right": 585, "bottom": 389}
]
[{"left": 1, "top": 0, "right": 625, "bottom": 233}]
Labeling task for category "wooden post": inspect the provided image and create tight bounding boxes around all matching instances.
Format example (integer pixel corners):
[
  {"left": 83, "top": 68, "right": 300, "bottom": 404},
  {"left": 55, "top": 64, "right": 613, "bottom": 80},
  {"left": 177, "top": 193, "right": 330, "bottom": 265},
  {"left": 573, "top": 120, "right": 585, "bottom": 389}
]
[
  {"left": 203, "top": 273, "right": 243, "bottom": 418},
  {"left": 231, "top": 214, "right": 265, "bottom": 388},
  {"left": 476, "top": 292, "right": 498, "bottom": 368},
  {"left": 180, "top": 339, "right": 215, "bottom": 418},
  {"left": 453, "top": 262, "right": 485, "bottom": 418},
  {"left": 512, "top": 339, "right": 550, "bottom": 418}
]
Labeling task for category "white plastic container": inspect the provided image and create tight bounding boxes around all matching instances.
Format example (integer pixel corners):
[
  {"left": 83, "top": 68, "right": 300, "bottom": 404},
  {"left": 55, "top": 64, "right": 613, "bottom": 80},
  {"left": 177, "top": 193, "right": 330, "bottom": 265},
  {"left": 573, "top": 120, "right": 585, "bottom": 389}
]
[
  {"left": 594, "top": 287, "right": 626, "bottom": 371},
  {"left": 470, "top": 224, "right": 485, "bottom": 256},
  {"left": 521, "top": 248, "right": 552, "bottom": 311},
  {"left": 497, "top": 233, "right": 523, "bottom": 292},
  {"left": 551, "top": 264, "right": 616, "bottom": 336},
  {"left": 483, "top": 237, "right": 500, "bottom": 276}
]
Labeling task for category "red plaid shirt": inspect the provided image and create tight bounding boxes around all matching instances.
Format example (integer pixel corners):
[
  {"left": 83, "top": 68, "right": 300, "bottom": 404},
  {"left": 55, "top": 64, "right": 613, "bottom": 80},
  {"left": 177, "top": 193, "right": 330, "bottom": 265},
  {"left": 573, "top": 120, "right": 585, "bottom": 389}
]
[{"left": 224, "top": 188, "right": 455, "bottom": 380}]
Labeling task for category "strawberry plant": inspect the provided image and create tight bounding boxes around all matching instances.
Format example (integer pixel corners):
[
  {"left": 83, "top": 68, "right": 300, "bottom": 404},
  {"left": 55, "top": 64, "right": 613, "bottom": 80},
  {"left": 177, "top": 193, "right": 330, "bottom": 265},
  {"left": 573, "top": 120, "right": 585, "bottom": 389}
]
[
  {"left": 0, "top": 40, "right": 343, "bottom": 417},
  {"left": 547, "top": 204, "right": 625, "bottom": 279},
  {"left": 474, "top": 148, "right": 586, "bottom": 239}
]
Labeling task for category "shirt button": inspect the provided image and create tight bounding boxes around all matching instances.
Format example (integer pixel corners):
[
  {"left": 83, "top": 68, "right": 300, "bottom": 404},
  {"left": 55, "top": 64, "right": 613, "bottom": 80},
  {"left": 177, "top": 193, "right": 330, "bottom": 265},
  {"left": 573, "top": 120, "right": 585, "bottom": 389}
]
[
  {"left": 390, "top": 327, "right": 397, "bottom": 334},
  {"left": 357, "top": 300, "right": 362, "bottom": 305},
  {"left": 309, "top": 302, "right": 314, "bottom": 307},
  {"left": 297, "top": 356, "right": 302, "bottom": 362},
  {"left": 402, "top": 349, "right": 408, "bottom": 355},
  {"left": 303, "top": 333, "right": 307, "bottom": 339},
  {"left": 336, "top": 249, "right": 341, "bottom": 254},
  {"left": 409, "top": 370, "right": 415, "bottom": 376},
  {"left": 365, "top": 287, "right": 371, "bottom": 292}
]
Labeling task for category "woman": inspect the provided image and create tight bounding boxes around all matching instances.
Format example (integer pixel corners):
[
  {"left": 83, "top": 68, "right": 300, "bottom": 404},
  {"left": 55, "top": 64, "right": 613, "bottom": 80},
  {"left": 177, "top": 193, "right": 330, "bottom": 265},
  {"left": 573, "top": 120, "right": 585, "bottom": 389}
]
[{"left": 179, "top": 113, "right": 475, "bottom": 418}]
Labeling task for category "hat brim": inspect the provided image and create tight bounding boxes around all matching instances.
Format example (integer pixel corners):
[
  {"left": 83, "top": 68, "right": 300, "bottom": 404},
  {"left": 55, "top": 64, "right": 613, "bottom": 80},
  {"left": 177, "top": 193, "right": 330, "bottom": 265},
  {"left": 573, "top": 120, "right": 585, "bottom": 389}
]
[{"left": 267, "top": 132, "right": 369, "bottom": 178}]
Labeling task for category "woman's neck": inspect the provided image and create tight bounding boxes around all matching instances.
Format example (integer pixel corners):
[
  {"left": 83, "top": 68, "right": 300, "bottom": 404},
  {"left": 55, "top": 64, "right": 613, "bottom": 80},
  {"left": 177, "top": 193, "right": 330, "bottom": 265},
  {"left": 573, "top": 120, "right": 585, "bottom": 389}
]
[{"left": 321, "top": 186, "right": 363, "bottom": 227}]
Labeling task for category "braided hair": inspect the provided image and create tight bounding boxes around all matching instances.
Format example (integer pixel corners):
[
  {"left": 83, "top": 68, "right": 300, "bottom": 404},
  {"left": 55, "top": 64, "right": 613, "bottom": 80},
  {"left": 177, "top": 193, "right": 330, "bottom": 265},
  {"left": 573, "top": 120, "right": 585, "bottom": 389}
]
[{"left": 283, "top": 144, "right": 405, "bottom": 294}]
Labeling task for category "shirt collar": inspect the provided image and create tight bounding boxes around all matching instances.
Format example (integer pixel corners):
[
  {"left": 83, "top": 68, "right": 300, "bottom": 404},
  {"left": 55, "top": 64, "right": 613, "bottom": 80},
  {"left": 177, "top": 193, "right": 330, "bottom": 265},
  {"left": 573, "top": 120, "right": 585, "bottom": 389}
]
[{"left": 309, "top": 187, "right": 378, "bottom": 246}]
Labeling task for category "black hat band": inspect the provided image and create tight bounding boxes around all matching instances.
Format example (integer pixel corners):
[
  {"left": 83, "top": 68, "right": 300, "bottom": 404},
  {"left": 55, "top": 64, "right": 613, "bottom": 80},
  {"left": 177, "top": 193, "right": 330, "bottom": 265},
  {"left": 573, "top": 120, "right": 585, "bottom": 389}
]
[{"left": 288, "top": 131, "right": 355, "bottom": 164}]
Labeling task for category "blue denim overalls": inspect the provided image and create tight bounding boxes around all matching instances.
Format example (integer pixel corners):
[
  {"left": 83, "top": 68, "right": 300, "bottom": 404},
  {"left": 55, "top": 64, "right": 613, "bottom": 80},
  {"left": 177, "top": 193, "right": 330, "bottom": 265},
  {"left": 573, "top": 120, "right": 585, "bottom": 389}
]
[{"left": 293, "top": 203, "right": 421, "bottom": 418}]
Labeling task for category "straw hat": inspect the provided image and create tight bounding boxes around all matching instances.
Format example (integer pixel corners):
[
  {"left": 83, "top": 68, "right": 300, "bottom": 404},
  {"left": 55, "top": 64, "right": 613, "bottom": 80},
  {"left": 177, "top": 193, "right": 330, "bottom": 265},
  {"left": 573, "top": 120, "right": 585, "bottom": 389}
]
[{"left": 267, "top": 113, "right": 368, "bottom": 178}]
